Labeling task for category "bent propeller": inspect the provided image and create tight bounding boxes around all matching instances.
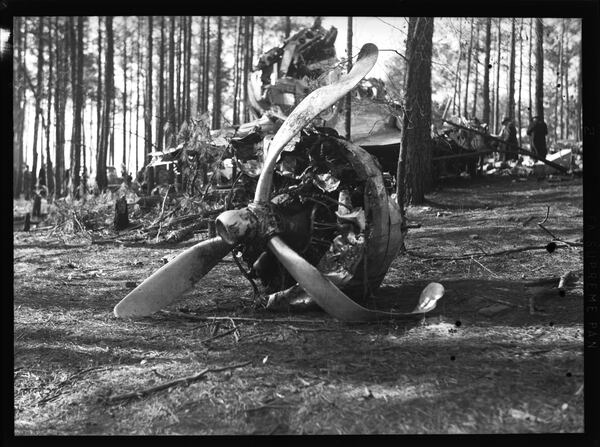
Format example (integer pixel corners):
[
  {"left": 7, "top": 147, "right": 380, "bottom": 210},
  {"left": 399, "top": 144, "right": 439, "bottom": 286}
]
[{"left": 113, "top": 43, "right": 445, "bottom": 321}]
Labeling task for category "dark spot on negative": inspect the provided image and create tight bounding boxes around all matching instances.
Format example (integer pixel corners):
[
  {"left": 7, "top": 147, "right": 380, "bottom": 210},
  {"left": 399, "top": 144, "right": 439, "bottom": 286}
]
[
  {"left": 566, "top": 372, "right": 572, "bottom": 377},
  {"left": 450, "top": 355, "right": 456, "bottom": 361},
  {"left": 455, "top": 320, "right": 462, "bottom": 328}
]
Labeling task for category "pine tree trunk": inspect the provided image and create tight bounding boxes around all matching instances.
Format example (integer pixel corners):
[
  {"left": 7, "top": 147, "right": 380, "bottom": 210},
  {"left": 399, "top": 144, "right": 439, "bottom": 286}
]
[
  {"left": 528, "top": 18, "right": 533, "bottom": 120},
  {"left": 554, "top": 20, "right": 563, "bottom": 142},
  {"left": 482, "top": 18, "right": 492, "bottom": 125},
  {"left": 176, "top": 17, "right": 182, "bottom": 129},
  {"left": 109, "top": 91, "right": 115, "bottom": 167},
  {"left": 398, "top": 17, "right": 434, "bottom": 206},
  {"left": 122, "top": 31, "right": 128, "bottom": 169},
  {"left": 204, "top": 17, "right": 211, "bottom": 113},
  {"left": 157, "top": 16, "right": 165, "bottom": 150},
  {"left": 345, "top": 16, "right": 353, "bottom": 139},
  {"left": 506, "top": 18, "right": 516, "bottom": 121},
  {"left": 243, "top": 17, "right": 254, "bottom": 122},
  {"left": 517, "top": 18, "right": 524, "bottom": 147},
  {"left": 45, "top": 18, "right": 55, "bottom": 198},
  {"left": 96, "top": 16, "right": 113, "bottom": 191},
  {"left": 55, "top": 17, "right": 66, "bottom": 197},
  {"left": 69, "top": 17, "right": 84, "bottom": 197},
  {"left": 184, "top": 16, "right": 192, "bottom": 123},
  {"left": 559, "top": 18, "right": 565, "bottom": 140},
  {"left": 452, "top": 19, "right": 463, "bottom": 117},
  {"left": 232, "top": 16, "right": 242, "bottom": 126},
  {"left": 144, "top": 17, "right": 154, "bottom": 192},
  {"left": 463, "top": 18, "right": 474, "bottom": 117},
  {"left": 564, "top": 47, "right": 571, "bottom": 139},
  {"left": 31, "top": 17, "right": 45, "bottom": 193},
  {"left": 197, "top": 17, "right": 205, "bottom": 115},
  {"left": 180, "top": 17, "right": 187, "bottom": 126},
  {"left": 167, "top": 16, "right": 175, "bottom": 147},
  {"left": 96, "top": 17, "right": 103, "bottom": 161},
  {"left": 471, "top": 23, "right": 480, "bottom": 118},
  {"left": 535, "top": 18, "right": 545, "bottom": 121},
  {"left": 494, "top": 18, "right": 501, "bottom": 133},
  {"left": 81, "top": 101, "right": 87, "bottom": 196},
  {"left": 135, "top": 18, "right": 141, "bottom": 174},
  {"left": 13, "top": 18, "right": 25, "bottom": 197},
  {"left": 577, "top": 34, "right": 581, "bottom": 141},
  {"left": 284, "top": 16, "right": 291, "bottom": 39},
  {"left": 212, "top": 16, "right": 223, "bottom": 130}
]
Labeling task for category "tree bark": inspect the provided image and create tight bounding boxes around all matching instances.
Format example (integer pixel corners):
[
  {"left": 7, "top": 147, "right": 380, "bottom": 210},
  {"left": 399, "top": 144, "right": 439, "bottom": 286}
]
[
  {"left": 554, "top": 20, "right": 562, "bottom": 142},
  {"left": 482, "top": 18, "right": 492, "bottom": 125},
  {"left": 157, "top": 16, "right": 165, "bottom": 150},
  {"left": 452, "top": 18, "right": 463, "bottom": 117},
  {"left": 517, "top": 18, "right": 524, "bottom": 146},
  {"left": 577, "top": 28, "right": 582, "bottom": 141},
  {"left": 535, "top": 18, "right": 545, "bottom": 121},
  {"left": 528, "top": 18, "right": 533, "bottom": 121},
  {"left": 184, "top": 15, "right": 192, "bottom": 123},
  {"left": 564, "top": 36, "right": 571, "bottom": 139},
  {"left": 559, "top": 18, "right": 566, "bottom": 140},
  {"left": 96, "top": 16, "right": 113, "bottom": 191},
  {"left": 462, "top": 17, "right": 474, "bottom": 117},
  {"left": 494, "top": 18, "right": 501, "bottom": 133},
  {"left": 167, "top": 16, "right": 175, "bottom": 148},
  {"left": 232, "top": 16, "right": 242, "bottom": 125},
  {"left": 45, "top": 18, "right": 55, "bottom": 198},
  {"left": 197, "top": 17, "right": 205, "bottom": 115},
  {"left": 144, "top": 17, "right": 154, "bottom": 192},
  {"left": 203, "top": 17, "right": 211, "bottom": 114},
  {"left": 176, "top": 17, "right": 183, "bottom": 129},
  {"left": 506, "top": 18, "right": 516, "bottom": 121},
  {"left": 135, "top": 18, "right": 141, "bottom": 174},
  {"left": 398, "top": 17, "right": 434, "bottom": 206},
  {"left": 54, "top": 17, "right": 66, "bottom": 197},
  {"left": 345, "top": 17, "right": 353, "bottom": 139},
  {"left": 96, "top": 17, "right": 102, "bottom": 160},
  {"left": 122, "top": 27, "right": 128, "bottom": 169},
  {"left": 284, "top": 16, "right": 291, "bottom": 39},
  {"left": 31, "top": 17, "right": 44, "bottom": 193},
  {"left": 13, "top": 17, "right": 25, "bottom": 197},
  {"left": 212, "top": 16, "right": 223, "bottom": 130},
  {"left": 471, "top": 22, "right": 480, "bottom": 118},
  {"left": 69, "top": 17, "right": 84, "bottom": 197},
  {"left": 243, "top": 17, "right": 254, "bottom": 122}
]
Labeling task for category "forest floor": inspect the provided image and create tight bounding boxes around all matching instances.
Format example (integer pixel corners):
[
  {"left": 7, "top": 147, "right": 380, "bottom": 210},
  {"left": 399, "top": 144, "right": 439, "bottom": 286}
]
[{"left": 13, "top": 174, "right": 584, "bottom": 435}]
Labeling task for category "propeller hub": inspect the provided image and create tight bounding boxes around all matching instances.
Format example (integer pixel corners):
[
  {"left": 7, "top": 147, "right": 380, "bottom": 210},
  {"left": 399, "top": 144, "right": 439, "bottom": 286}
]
[{"left": 215, "top": 208, "right": 258, "bottom": 245}]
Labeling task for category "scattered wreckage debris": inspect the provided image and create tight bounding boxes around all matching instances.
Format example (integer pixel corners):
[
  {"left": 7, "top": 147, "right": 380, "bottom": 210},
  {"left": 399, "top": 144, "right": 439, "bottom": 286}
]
[
  {"left": 114, "top": 43, "right": 445, "bottom": 323},
  {"left": 438, "top": 119, "right": 570, "bottom": 175}
]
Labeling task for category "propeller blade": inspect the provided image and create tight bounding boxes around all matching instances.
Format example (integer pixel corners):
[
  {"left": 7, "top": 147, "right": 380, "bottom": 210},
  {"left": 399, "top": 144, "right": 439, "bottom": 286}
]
[
  {"left": 267, "top": 235, "right": 444, "bottom": 322},
  {"left": 254, "top": 43, "right": 379, "bottom": 203},
  {"left": 114, "top": 237, "right": 232, "bottom": 318}
]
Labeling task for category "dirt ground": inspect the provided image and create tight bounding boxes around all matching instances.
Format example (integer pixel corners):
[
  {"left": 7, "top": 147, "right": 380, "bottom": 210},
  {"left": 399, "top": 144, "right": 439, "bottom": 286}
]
[{"left": 13, "top": 175, "right": 584, "bottom": 435}]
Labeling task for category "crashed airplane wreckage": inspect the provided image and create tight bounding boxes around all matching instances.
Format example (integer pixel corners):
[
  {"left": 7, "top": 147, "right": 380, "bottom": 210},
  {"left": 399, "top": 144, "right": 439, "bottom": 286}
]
[{"left": 114, "top": 43, "right": 445, "bottom": 322}]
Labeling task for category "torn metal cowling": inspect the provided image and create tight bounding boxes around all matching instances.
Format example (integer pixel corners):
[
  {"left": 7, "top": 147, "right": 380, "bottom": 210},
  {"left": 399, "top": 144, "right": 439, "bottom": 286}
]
[{"left": 222, "top": 126, "right": 436, "bottom": 315}]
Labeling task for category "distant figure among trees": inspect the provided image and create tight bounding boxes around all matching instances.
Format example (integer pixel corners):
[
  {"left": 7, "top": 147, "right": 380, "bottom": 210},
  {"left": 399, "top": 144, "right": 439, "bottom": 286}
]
[
  {"left": 527, "top": 116, "right": 548, "bottom": 160},
  {"left": 498, "top": 117, "right": 519, "bottom": 161}
]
